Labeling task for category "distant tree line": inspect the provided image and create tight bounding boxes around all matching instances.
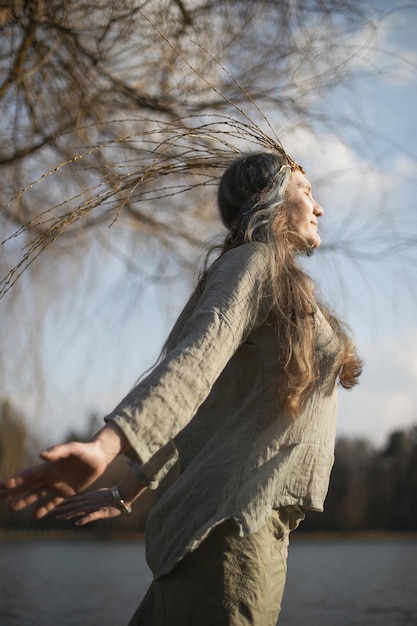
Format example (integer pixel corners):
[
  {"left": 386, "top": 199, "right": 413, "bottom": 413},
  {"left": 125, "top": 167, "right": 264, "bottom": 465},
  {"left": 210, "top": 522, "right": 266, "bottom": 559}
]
[
  {"left": 1, "top": 397, "right": 416, "bottom": 533},
  {"left": 303, "top": 428, "right": 417, "bottom": 533}
]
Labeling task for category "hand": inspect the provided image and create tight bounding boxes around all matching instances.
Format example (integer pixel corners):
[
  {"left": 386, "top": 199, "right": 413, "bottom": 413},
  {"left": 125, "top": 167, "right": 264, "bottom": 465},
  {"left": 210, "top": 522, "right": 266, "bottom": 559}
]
[
  {"left": 0, "top": 425, "right": 128, "bottom": 519},
  {"left": 54, "top": 488, "right": 123, "bottom": 526}
]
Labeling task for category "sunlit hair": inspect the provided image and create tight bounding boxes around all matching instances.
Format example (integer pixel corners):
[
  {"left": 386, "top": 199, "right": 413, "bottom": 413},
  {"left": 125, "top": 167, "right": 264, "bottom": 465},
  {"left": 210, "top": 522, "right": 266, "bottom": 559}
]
[{"left": 201, "top": 151, "right": 362, "bottom": 417}]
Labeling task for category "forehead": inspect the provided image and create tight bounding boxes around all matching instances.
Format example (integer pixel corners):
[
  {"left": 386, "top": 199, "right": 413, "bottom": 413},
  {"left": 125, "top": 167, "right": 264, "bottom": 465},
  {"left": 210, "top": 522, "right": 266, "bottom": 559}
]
[{"left": 290, "top": 170, "right": 311, "bottom": 189}]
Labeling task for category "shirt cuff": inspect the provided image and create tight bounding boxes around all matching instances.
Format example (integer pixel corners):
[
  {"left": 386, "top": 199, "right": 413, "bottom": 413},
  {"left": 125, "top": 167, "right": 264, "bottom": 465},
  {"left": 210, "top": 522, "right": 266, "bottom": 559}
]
[{"left": 128, "top": 440, "right": 179, "bottom": 490}]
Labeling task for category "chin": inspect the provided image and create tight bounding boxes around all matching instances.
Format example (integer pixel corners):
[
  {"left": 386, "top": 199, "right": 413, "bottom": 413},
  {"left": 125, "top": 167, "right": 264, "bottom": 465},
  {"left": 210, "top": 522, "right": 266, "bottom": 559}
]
[{"left": 309, "top": 235, "right": 321, "bottom": 249}]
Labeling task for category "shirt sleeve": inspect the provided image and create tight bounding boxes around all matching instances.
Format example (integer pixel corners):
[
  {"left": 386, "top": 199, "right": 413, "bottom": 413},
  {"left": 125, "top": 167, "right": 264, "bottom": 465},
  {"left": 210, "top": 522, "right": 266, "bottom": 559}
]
[
  {"left": 127, "top": 440, "right": 179, "bottom": 490},
  {"left": 104, "top": 243, "right": 272, "bottom": 467}
]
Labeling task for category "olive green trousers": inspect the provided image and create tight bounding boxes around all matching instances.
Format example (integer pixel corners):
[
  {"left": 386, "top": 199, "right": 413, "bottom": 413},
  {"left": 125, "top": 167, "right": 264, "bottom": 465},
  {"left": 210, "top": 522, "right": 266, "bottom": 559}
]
[{"left": 128, "top": 506, "right": 304, "bottom": 626}]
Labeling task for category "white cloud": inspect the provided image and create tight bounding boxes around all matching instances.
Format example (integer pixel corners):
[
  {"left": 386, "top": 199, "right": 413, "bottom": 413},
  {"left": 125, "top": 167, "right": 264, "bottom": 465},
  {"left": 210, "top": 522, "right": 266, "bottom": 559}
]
[
  {"left": 284, "top": 128, "right": 396, "bottom": 224},
  {"left": 393, "top": 154, "right": 417, "bottom": 178}
]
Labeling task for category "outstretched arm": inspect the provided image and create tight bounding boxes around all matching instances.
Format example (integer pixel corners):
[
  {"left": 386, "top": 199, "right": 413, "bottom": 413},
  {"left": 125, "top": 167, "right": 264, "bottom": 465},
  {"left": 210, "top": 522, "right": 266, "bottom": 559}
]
[
  {"left": 0, "top": 422, "right": 130, "bottom": 518},
  {"left": 54, "top": 466, "right": 148, "bottom": 526}
]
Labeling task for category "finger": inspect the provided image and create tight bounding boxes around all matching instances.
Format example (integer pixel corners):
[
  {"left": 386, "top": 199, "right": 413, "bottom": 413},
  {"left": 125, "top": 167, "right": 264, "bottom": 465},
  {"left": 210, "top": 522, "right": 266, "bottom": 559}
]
[
  {"left": 33, "top": 494, "right": 65, "bottom": 520},
  {"left": 40, "top": 445, "right": 67, "bottom": 461},
  {"left": 8, "top": 485, "right": 59, "bottom": 511},
  {"left": 54, "top": 495, "right": 86, "bottom": 511},
  {"left": 55, "top": 490, "right": 115, "bottom": 513},
  {"left": 54, "top": 502, "right": 80, "bottom": 515},
  {"left": 75, "top": 513, "right": 101, "bottom": 526},
  {"left": 54, "top": 495, "right": 98, "bottom": 519},
  {"left": 56, "top": 509, "right": 85, "bottom": 521},
  {"left": 0, "top": 471, "right": 44, "bottom": 499},
  {"left": 8, "top": 490, "right": 45, "bottom": 511},
  {"left": 57, "top": 506, "right": 104, "bottom": 523},
  {"left": 40, "top": 442, "right": 79, "bottom": 461},
  {"left": 54, "top": 503, "right": 90, "bottom": 516},
  {"left": 54, "top": 494, "right": 98, "bottom": 513},
  {"left": 0, "top": 474, "right": 27, "bottom": 491},
  {"left": 55, "top": 496, "right": 106, "bottom": 517},
  {"left": 75, "top": 508, "right": 120, "bottom": 526},
  {"left": 54, "top": 499, "right": 89, "bottom": 517}
]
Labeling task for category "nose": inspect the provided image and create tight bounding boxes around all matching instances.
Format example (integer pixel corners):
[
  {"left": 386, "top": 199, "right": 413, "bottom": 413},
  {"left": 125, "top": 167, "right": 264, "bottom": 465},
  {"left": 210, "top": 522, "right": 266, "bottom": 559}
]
[{"left": 313, "top": 200, "right": 324, "bottom": 217}]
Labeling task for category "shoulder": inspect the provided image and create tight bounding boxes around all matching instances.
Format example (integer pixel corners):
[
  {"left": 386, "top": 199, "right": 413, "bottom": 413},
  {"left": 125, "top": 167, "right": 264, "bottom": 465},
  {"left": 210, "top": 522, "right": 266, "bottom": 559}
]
[
  {"left": 207, "top": 243, "right": 273, "bottom": 282},
  {"left": 196, "top": 243, "right": 273, "bottom": 319}
]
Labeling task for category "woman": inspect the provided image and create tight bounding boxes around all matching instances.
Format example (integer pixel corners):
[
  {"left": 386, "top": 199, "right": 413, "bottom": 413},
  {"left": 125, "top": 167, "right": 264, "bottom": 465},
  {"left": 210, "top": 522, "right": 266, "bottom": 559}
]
[{"left": 0, "top": 151, "right": 362, "bottom": 625}]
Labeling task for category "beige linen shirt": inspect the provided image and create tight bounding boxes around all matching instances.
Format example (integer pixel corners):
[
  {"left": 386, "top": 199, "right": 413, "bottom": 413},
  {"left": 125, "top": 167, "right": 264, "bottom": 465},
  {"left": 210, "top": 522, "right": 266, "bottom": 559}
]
[{"left": 105, "top": 242, "right": 341, "bottom": 579}]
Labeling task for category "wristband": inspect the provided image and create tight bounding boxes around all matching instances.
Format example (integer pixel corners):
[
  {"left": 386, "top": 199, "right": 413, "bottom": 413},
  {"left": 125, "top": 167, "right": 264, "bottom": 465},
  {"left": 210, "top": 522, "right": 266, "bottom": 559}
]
[{"left": 111, "top": 486, "right": 132, "bottom": 514}]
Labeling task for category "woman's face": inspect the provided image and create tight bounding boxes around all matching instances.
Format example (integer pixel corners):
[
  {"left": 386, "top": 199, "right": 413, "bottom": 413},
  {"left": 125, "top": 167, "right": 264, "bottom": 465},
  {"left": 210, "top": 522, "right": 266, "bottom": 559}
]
[{"left": 284, "top": 170, "right": 324, "bottom": 249}]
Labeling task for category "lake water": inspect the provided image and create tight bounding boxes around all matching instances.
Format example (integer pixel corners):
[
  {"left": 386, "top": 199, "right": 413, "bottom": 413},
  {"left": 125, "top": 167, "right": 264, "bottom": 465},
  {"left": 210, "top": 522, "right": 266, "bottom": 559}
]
[{"left": 0, "top": 536, "right": 416, "bottom": 625}]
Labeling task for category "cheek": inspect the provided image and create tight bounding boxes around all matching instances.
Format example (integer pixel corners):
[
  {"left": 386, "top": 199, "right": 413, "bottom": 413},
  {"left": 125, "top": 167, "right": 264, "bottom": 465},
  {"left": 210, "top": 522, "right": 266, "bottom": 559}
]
[{"left": 286, "top": 205, "right": 303, "bottom": 231}]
